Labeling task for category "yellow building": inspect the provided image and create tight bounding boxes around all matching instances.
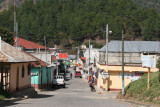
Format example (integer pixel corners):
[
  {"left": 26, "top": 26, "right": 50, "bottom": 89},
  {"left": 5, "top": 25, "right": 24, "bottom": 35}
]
[
  {"left": 97, "top": 41, "right": 160, "bottom": 91},
  {"left": 97, "top": 63, "right": 159, "bottom": 91}
]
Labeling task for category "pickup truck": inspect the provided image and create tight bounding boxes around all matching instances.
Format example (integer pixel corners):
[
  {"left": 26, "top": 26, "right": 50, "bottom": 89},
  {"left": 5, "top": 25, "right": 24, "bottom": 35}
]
[
  {"left": 53, "top": 75, "right": 65, "bottom": 88},
  {"left": 75, "top": 71, "right": 82, "bottom": 78}
]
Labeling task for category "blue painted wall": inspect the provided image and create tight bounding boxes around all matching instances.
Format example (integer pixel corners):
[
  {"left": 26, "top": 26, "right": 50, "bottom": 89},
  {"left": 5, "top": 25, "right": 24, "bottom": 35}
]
[{"left": 31, "top": 67, "right": 51, "bottom": 85}]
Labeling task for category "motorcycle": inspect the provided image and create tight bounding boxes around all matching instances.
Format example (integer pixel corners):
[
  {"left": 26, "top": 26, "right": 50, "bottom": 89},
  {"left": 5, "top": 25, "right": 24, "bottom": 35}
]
[{"left": 89, "top": 82, "right": 96, "bottom": 92}]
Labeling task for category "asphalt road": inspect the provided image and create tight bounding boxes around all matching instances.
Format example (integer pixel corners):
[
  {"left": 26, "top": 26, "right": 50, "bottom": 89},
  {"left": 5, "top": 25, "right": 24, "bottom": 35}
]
[{"left": 1, "top": 68, "right": 134, "bottom": 107}]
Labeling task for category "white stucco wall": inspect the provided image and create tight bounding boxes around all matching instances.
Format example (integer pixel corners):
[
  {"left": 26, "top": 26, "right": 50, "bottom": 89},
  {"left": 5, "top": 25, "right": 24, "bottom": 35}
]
[{"left": 83, "top": 48, "right": 99, "bottom": 65}]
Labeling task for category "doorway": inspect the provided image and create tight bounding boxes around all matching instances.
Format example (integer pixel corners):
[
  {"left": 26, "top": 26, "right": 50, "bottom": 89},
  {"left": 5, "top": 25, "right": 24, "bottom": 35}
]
[
  {"left": 16, "top": 67, "right": 19, "bottom": 91},
  {"left": 40, "top": 70, "right": 42, "bottom": 88}
]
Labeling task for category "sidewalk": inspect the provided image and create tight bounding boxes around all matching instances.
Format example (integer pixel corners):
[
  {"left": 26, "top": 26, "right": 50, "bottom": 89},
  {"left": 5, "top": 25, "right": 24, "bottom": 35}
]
[
  {"left": 0, "top": 87, "right": 37, "bottom": 105},
  {"left": 116, "top": 99, "right": 158, "bottom": 107},
  {"left": 82, "top": 78, "right": 158, "bottom": 107}
]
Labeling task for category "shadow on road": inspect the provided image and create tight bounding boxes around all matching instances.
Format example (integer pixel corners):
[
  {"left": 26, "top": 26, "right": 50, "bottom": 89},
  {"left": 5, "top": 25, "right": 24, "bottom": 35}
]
[
  {"left": 0, "top": 94, "right": 54, "bottom": 107},
  {"left": 30, "top": 94, "right": 54, "bottom": 99},
  {"left": 49, "top": 86, "right": 68, "bottom": 92},
  {"left": 65, "top": 77, "right": 71, "bottom": 81}
]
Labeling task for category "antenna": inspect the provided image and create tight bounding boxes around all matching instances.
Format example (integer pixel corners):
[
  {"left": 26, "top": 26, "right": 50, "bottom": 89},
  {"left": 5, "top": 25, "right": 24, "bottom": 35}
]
[{"left": 16, "top": 22, "right": 18, "bottom": 48}]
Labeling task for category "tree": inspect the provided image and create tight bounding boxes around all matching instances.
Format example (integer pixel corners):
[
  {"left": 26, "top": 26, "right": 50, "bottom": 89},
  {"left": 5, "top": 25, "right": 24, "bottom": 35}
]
[
  {"left": 0, "top": 27, "right": 13, "bottom": 45},
  {"left": 0, "top": 0, "right": 160, "bottom": 47}
]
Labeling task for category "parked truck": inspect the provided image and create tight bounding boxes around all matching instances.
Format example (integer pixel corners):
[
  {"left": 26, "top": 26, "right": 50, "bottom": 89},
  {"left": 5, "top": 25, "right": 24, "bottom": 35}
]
[{"left": 53, "top": 75, "right": 65, "bottom": 88}]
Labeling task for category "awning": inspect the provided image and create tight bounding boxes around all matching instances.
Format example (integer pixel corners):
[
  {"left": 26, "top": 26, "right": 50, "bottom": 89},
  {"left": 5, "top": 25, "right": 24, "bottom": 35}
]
[{"left": 81, "top": 56, "right": 86, "bottom": 60}]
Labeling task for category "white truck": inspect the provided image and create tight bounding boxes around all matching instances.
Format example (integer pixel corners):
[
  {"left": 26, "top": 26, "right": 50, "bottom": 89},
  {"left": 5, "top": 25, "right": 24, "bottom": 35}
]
[{"left": 53, "top": 75, "right": 65, "bottom": 88}]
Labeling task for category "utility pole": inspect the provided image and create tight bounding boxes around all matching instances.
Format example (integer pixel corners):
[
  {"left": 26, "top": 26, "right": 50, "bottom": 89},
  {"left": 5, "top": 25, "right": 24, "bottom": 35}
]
[
  {"left": 105, "top": 24, "right": 109, "bottom": 91},
  {"left": 44, "top": 36, "right": 48, "bottom": 87},
  {"left": 16, "top": 22, "right": 18, "bottom": 48},
  {"left": 14, "top": 0, "right": 16, "bottom": 48},
  {"left": 148, "top": 67, "right": 150, "bottom": 89},
  {"left": 56, "top": 50, "right": 59, "bottom": 76},
  {"left": 88, "top": 39, "right": 90, "bottom": 75},
  {"left": 106, "top": 24, "right": 108, "bottom": 68},
  {"left": 122, "top": 30, "right": 125, "bottom": 96},
  {"left": 78, "top": 46, "right": 80, "bottom": 71}
]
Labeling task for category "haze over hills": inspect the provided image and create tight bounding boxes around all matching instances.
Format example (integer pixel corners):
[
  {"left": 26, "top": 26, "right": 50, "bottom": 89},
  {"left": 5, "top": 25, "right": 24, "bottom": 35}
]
[
  {"left": 1, "top": 0, "right": 160, "bottom": 12},
  {"left": 0, "top": 0, "right": 37, "bottom": 11}
]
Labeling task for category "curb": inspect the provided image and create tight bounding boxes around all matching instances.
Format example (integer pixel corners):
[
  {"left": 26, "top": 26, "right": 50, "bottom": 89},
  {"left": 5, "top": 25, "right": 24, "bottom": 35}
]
[
  {"left": 116, "top": 99, "right": 157, "bottom": 107},
  {"left": 0, "top": 96, "right": 28, "bottom": 105}
]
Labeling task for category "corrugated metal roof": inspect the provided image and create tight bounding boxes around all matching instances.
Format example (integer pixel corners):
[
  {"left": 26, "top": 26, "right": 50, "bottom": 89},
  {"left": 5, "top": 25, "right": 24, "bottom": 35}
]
[
  {"left": 99, "top": 40, "right": 160, "bottom": 53},
  {"left": 0, "top": 40, "right": 37, "bottom": 62}
]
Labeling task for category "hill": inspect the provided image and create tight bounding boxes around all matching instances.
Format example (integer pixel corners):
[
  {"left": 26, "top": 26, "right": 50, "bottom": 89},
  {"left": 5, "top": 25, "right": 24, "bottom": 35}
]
[
  {"left": 117, "top": 71, "right": 160, "bottom": 104},
  {"left": 0, "top": 0, "right": 38, "bottom": 11},
  {"left": 0, "top": 0, "right": 160, "bottom": 48}
]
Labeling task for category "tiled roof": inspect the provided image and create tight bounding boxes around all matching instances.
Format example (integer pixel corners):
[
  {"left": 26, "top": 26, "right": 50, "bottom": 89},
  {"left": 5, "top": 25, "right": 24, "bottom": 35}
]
[
  {"left": 0, "top": 40, "right": 37, "bottom": 62},
  {"left": 99, "top": 40, "right": 160, "bottom": 53},
  {"left": 14, "top": 37, "right": 49, "bottom": 49}
]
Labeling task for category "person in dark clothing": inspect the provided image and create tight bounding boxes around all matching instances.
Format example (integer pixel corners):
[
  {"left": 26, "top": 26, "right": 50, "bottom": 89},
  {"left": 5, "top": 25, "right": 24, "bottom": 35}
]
[{"left": 70, "top": 72, "right": 72, "bottom": 79}]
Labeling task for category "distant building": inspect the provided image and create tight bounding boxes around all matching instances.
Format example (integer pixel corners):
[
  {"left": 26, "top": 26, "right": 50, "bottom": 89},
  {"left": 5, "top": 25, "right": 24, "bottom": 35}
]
[
  {"left": 81, "top": 45, "right": 86, "bottom": 50},
  {"left": 83, "top": 48, "right": 99, "bottom": 65}
]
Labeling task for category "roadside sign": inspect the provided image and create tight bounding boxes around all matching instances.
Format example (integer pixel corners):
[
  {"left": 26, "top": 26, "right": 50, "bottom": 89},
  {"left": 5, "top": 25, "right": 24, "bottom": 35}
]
[
  {"left": 101, "top": 72, "right": 109, "bottom": 79},
  {"left": 31, "top": 72, "right": 38, "bottom": 76},
  {"left": 58, "top": 53, "right": 68, "bottom": 59},
  {"left": 142, "top": 55, "right": 156, "bottom": 68}
]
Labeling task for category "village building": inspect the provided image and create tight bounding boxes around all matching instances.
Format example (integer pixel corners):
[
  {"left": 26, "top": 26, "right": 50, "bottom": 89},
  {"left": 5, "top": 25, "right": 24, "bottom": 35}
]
[
  {"left": 30, "top": 55, "right": 52, "bottom": 89},
  {"left": 13, "top": 37, "right": 57, "bottom": 83},
  {"left": 83, "top": 48, "right": 99, "bottom": 65},
  {"left": 82, "top": 48, "right": 99, "bottom": 73},
  {"left": 97, "top": 40, "right": 160, "bottom": 91},
  {"left": 13, "top": 37, "right": 56, "bottom": 67},
  {"left": 0, "top": 38, "right": 37, "bottom": 93}
]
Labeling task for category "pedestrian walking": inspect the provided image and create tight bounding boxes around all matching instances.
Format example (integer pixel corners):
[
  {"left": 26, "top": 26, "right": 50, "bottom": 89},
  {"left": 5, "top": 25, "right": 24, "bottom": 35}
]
[{"left": 70, "top": 72, "right": 72, "bottom": 79}]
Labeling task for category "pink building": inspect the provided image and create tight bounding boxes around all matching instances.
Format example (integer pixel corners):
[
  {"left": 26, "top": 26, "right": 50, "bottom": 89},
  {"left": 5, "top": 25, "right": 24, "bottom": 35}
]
[{"left": 0, "top": 39, "right": 37, "bottom": 93}]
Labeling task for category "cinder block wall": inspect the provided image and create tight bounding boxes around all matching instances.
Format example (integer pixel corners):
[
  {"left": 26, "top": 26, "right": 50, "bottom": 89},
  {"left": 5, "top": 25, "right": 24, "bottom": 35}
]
[{"left": 99, "top": 52, "right": 141, "bottom": 65}]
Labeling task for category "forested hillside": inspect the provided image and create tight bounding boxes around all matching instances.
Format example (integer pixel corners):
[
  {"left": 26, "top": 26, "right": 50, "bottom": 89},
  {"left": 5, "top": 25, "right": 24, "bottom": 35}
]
[{"left": 0, "top": 0, "right": 160, "bottom": 47}]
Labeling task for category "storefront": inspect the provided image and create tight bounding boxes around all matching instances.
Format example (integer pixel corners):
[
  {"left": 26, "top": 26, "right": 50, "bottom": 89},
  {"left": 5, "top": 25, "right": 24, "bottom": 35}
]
[{"left": 97, "top": 63, "right": 159, "bottom": 91}]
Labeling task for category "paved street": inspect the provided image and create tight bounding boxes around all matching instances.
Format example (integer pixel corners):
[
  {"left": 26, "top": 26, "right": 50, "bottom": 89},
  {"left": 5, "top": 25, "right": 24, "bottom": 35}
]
[{"left": 1, "top": 68, "right": 134, "bottom": 107}]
